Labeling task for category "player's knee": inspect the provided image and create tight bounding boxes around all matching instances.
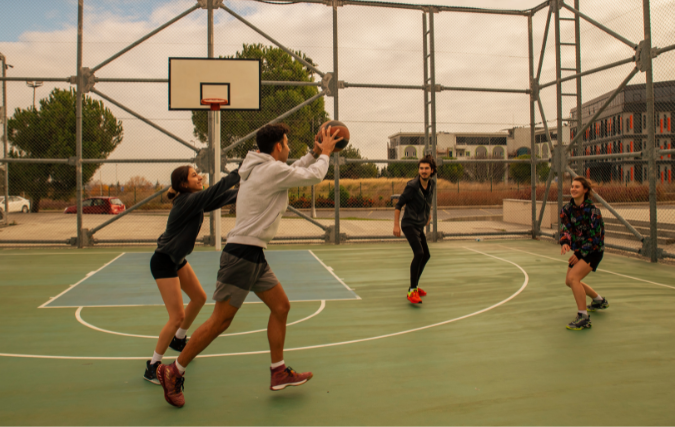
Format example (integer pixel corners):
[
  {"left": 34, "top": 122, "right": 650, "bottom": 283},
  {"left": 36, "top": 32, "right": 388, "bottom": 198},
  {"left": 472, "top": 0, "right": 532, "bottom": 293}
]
[
  {"left": 171, "top": 312, "right": 186, "bottom": 328},
  {"left": 215, "top": 316, "right": 234, "bottom": 333},
  {"left": 565, "top": 276, "right": 574, "bottom": 287},
  {"left": 274, "top": 299, "right": 291, "bottom": 317},
  {"left": 193, "top": 290, "right": 207, "bottom": 306}
]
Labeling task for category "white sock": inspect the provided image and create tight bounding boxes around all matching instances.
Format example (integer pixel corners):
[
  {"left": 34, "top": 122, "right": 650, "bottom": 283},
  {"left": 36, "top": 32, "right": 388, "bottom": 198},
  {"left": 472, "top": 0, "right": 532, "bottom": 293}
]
[
  {"left": 150, "top": 351, "right": 163, "bottom": 364},
  {"left": 175, "top": 328, "right": 188, "bottom": 339},
  {"left": 175, "top": 360, "right": 186, "bottom": 374},
  {"left": 578, "top": 310, "right": 589, "bottom": 317},
  {"left": 271, "top": 360, "right": 285, "bottom": 369},
  {"left": 593, "top": 295, "right": 603, "bottom": 301}
]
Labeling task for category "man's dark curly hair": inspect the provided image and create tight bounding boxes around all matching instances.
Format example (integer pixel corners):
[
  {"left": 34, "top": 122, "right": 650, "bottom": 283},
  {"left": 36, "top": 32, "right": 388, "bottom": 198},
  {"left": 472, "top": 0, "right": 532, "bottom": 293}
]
[
  {"left": 256, "top": 123, "right": 290, "bottom": 154},
  {"left": 418, "top": 155, "right": 437, "bottom": 176}
]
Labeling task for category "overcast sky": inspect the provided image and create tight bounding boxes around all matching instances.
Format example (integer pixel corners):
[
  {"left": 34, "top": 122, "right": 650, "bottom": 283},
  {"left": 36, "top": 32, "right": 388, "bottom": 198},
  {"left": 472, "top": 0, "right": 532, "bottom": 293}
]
[{"left": 1, "top": 0, "right": 673, "bottom": 185}]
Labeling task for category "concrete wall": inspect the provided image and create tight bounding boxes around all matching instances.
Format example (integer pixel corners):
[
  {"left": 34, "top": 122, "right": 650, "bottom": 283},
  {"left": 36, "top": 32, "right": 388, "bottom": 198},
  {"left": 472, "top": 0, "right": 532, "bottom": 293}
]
[{"left": 503, "top": 198, "right": 557, "bottom": 230}]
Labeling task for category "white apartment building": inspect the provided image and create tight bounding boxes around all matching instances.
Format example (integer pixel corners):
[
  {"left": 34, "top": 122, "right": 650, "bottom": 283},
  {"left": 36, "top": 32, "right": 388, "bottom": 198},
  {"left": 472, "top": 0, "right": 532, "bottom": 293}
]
[{"left": 387, "top": 125, "right": 569, "bottom": 160}]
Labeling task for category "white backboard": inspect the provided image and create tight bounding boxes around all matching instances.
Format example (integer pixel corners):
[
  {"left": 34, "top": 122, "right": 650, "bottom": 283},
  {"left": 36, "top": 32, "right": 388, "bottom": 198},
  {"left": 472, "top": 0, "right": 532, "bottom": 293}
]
[{"left": 169, "top": 58, "right": 261, "bottom": 111}]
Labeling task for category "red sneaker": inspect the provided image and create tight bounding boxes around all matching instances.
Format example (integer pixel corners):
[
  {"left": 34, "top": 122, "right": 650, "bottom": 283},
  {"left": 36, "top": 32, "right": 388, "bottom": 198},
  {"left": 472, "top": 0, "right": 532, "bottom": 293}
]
[
  {"left": 417, "top": 288, "right": 427, "bottom": 297},
  {"left": 270, "top": 365, "right": 313, "bottom": 391},
  {"left": 407, "top": 289, "right": 422, "bottom": 304},
  {"left": 157, "top": 362, "right": 185, "bottom": 408}
]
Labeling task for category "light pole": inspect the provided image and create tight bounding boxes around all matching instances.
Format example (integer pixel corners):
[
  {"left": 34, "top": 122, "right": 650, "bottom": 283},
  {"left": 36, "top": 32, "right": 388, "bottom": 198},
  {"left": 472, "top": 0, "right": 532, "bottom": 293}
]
[
  {"left": 1, "top": 53, "right": 12, "bottom": 224},
  {"left": 26, "top": 81, "right": 43, "bottom": 109}
]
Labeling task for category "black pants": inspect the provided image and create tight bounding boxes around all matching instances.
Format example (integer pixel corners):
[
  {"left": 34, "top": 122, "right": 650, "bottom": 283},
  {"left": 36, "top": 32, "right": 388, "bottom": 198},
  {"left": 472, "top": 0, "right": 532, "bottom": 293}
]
[{"left": 402, "top": 226, "right": 430, "bottom": 289}]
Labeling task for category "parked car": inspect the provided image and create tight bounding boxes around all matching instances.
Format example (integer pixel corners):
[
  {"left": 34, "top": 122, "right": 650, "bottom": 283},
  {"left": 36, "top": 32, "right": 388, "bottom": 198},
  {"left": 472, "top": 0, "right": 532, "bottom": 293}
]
[
  {"left": 0, "top": 196, "right": 31, "bottom": 213},
  {"left": 64, "top": 197, "right": 126, "bottom": 215}
]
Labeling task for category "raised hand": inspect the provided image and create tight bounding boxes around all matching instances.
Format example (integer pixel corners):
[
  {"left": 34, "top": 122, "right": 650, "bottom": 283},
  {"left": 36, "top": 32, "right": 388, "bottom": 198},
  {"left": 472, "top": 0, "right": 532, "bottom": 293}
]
[{"left": 314, "top": 126, "right": 343, "bottom": 156}]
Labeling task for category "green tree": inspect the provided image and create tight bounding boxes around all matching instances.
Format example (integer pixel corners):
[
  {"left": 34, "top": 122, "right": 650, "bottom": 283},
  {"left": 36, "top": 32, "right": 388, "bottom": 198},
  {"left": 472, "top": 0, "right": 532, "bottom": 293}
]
[
  {"left": 7, "top": 89, "right": 123, "bottom": 211},
  {"left": 509, "top": 154, "right": 551, "bottom": 183},
  {"left": 437, "top": 157, "right": 464, "bottom": 182},
  {"left": 192, "top": 44, "right": 328, "bottom": 160},
  {"left": 325, "top": 146, "right": 378, "bottom": 179}
]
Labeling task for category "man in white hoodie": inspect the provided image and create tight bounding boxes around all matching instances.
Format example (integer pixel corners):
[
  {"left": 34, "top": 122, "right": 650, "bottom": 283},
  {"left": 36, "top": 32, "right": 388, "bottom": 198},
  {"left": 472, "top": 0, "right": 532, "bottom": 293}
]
[{"left": 157, "top": 123, "right": 341, "bottom": 407}]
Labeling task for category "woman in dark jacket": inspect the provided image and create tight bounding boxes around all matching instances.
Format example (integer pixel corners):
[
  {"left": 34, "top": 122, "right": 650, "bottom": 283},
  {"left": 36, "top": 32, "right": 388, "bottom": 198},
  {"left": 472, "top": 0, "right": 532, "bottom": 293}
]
[
  {"left": 560, "top": 176, "right": 609, "bottom": 331},
  {"left": 143, "top": 165, "right": 239, "bottom": 384},
  {"left": 393, "top": 155, "right": 436, "bottom": 305}
]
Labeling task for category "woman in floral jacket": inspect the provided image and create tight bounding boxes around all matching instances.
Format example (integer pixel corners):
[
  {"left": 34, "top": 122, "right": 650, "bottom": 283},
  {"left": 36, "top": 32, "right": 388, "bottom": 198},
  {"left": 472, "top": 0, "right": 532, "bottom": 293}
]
[{"left": 560, "top": 176, "right": 609, "bottom": 331}]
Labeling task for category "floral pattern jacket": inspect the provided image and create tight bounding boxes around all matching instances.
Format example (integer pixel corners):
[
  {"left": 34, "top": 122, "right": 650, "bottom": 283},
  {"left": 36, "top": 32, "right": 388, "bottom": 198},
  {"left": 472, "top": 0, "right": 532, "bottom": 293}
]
[{"left": 559, "top": 198, "right": 604, "bottom": 256}]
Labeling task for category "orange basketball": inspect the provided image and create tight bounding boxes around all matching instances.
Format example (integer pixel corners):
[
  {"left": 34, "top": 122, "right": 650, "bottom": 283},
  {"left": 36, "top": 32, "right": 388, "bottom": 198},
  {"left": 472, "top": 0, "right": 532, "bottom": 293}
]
[{"left": 316, "top": 120, "right": 350, "bottom": 153}]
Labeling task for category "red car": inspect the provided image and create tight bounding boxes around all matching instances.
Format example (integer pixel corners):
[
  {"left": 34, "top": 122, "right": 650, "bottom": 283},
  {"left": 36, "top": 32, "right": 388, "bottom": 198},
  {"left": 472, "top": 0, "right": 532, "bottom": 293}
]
[{"left": 64, "top": 197, "right": 126, "bottom": 215}]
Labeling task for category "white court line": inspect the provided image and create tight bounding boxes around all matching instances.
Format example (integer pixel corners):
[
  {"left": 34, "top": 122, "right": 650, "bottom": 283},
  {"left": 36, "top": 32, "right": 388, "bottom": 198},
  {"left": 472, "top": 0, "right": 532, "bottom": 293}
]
[
  {"left": 38, "top": 253, "right": 126, "bottom": 309},
  {"left": 308, "top": 249, "right": 361, "bottom": 297},
  {"left": 0, "top": 248, "right": 527, "bottom": 360},
  {"left": 0, "top": 252, "right": 126, "bottom": 256},
  {"left": 43, "top": 298, "right": 356, "bottom": 309},
  {"left": 74, "top": 300, "right": 326, "bottom": 339},
  {"left": 500, "top": 245, "right": 675, "bottom": 291}
]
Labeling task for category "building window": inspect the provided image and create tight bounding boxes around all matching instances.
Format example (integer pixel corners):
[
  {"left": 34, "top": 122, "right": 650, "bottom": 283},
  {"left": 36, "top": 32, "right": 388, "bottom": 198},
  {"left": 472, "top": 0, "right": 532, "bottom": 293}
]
[
  {"left": 493, "top": 146, "right": 505, "bottom": 158},
  {"left": 404, "top": 146, "right": 417, "bottom": 158},
  {"left": 516, "top": 147, "right": 530, "bottom": 157},
  {"left": 475, "top": 146, "right": 488, "bottom": 157}
]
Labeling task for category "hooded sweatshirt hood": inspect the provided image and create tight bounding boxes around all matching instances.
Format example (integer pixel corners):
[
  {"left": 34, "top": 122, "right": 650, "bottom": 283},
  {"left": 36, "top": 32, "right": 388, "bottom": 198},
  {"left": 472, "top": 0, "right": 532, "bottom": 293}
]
[{"left": 237, "top": 151, "right": 270, "bottom": 182}]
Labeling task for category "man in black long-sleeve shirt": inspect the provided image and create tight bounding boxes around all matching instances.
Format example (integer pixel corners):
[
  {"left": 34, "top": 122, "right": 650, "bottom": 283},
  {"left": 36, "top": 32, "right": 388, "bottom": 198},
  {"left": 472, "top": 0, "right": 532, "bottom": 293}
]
[{"left": 393, "top": 155, "right": 436, "bottom": 305}]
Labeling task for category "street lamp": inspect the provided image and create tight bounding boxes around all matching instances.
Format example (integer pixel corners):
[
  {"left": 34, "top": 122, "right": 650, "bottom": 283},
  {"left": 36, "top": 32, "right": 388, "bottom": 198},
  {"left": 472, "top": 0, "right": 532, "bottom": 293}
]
[
  {"left": 1, "top": 53, "right": 12, "bottom": 225},
  {"left": 26, "top": 81, "right": 43, "bottom": 109}
]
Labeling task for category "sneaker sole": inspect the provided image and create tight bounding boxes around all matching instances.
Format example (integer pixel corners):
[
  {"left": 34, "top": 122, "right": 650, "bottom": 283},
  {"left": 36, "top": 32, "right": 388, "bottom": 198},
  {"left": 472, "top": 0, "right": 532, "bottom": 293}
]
[
  {"left": 143, "top": 375, "right": 160, "bottom": 385},
  {"left": 270, "top": 374, "right": 313, "bottom": 391},
  {"left": 566, "top": 324, "right": 592, "bottom": 330}
]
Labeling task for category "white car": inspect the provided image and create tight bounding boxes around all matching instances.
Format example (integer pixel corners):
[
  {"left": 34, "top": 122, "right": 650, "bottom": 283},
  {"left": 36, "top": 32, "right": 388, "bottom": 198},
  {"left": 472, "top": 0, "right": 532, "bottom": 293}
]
[{"left": 0, "top": 196, "right": 31, "bottom": 213}]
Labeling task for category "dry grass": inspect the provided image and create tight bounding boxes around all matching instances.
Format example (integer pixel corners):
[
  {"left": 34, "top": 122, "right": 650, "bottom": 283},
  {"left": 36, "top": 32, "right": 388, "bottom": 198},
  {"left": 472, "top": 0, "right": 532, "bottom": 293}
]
[{"left": 33, "top": 180, "right": 675, "bottom": 211}]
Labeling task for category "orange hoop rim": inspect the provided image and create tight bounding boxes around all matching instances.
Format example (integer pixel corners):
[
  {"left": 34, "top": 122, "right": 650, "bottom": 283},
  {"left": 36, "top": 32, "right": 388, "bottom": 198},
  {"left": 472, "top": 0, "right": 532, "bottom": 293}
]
[
  {"left": 201, "top": 98, "right": 229, "bottom": 105},
  {"left": 201, "top": 98, "right": 229, "bottom": 111}
]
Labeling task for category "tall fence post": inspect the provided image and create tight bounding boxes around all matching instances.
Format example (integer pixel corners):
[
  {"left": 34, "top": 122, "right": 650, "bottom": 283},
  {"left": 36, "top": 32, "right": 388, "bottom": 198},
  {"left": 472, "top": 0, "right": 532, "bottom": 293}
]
[
  {"left": 574, "top": 0, "right": 583, "bottom": 175},
  {"left": 423, "top": 11, "right": 430, "bottom": 236},
  {"left": 1, "top": 52, "right": 8, "bottom": 225},
  {"left": 528, "top": 14, "right": 537, "bottom": 238},
  {"left": 332, "top": 1, "right": 340, "bottom": 245},
  {"left": 76, "top": 0, "right": 84, "bottom": 248},
  {"left": 554, "top": 0, "right": 564, "bottom": 240},
  {"left": 643, "top": 0, "right": 658, "bottom": 262},
  {"left": 429, "top": 9, "right": 438, "bottom": 241}
]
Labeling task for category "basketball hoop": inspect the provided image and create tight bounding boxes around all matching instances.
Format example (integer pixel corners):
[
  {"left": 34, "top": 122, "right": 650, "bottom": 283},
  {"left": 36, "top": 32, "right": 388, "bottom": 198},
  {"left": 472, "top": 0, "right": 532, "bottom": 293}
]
[{"left": 201, "top": 98, "right": 229, "bottom": 111}]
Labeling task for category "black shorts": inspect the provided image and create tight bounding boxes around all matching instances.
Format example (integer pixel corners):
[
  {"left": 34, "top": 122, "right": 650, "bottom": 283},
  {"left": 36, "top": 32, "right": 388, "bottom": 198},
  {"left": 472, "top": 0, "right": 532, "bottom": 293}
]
[
  {"left": 150, "top": 252, "right": 188, "bottom": 280},
  {"left": 570, "top": 251, "right": 603, "bottom": 271}
]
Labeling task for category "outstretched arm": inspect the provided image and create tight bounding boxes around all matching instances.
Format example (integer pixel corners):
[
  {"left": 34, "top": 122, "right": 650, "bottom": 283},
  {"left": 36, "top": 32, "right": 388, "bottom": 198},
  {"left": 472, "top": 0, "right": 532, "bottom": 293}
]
[{"left": 183, "top": 170, "right": 241, "bottom": 213}]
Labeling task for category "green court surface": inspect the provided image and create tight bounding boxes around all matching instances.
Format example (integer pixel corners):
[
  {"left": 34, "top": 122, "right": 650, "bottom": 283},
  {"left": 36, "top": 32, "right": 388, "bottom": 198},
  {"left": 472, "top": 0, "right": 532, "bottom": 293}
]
[{"left": 1, "top": 240, "right": 674, "bottom": 425}]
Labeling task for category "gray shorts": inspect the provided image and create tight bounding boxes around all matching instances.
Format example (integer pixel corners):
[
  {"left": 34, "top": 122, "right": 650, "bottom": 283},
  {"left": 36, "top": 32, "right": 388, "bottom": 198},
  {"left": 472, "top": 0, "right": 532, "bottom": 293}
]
[{"left": 213, "top": 247, "right": 279, "bottom": 308}]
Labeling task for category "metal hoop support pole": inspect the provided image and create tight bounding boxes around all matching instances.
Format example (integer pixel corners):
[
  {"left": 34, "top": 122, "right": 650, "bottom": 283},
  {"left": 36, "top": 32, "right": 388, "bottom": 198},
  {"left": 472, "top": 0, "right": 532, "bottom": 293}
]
[{"left": 207, "top": 0, "right": 221, "bottom": 250}]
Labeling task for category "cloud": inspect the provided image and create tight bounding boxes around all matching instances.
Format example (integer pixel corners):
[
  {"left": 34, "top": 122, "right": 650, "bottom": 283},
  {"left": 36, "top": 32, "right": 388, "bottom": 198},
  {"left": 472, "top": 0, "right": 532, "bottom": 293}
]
[{"left": 1, "top": 0, "right": 673, "bottom": 185}]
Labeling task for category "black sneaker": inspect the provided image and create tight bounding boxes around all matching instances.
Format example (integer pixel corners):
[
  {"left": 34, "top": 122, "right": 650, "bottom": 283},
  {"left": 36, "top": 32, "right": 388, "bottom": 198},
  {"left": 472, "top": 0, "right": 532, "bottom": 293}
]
[
  {"left": 169, "top": 336, "right": 188, "bottom": 352},
  {"left": 587, "top": 297, "right": 609, "bottom": 312},
  {"left": 144, "top": 360, "right": 161, "bottom": 385},
  {"left": 566, "top": 313, "right": 592, "bottom": 330}
]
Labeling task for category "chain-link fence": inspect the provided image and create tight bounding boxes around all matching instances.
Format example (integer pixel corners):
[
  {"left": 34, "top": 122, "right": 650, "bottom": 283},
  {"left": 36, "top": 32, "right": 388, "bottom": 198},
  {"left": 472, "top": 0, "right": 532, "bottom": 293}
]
[{"left": 0, "top": 0, "right": 673, "bottom": 261}]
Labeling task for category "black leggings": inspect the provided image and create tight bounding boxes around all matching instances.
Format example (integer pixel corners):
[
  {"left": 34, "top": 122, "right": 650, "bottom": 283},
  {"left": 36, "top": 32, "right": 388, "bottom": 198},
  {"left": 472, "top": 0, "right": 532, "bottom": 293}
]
[{"left": 402, "top": 226, "right": 431, "bottom": 289}]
